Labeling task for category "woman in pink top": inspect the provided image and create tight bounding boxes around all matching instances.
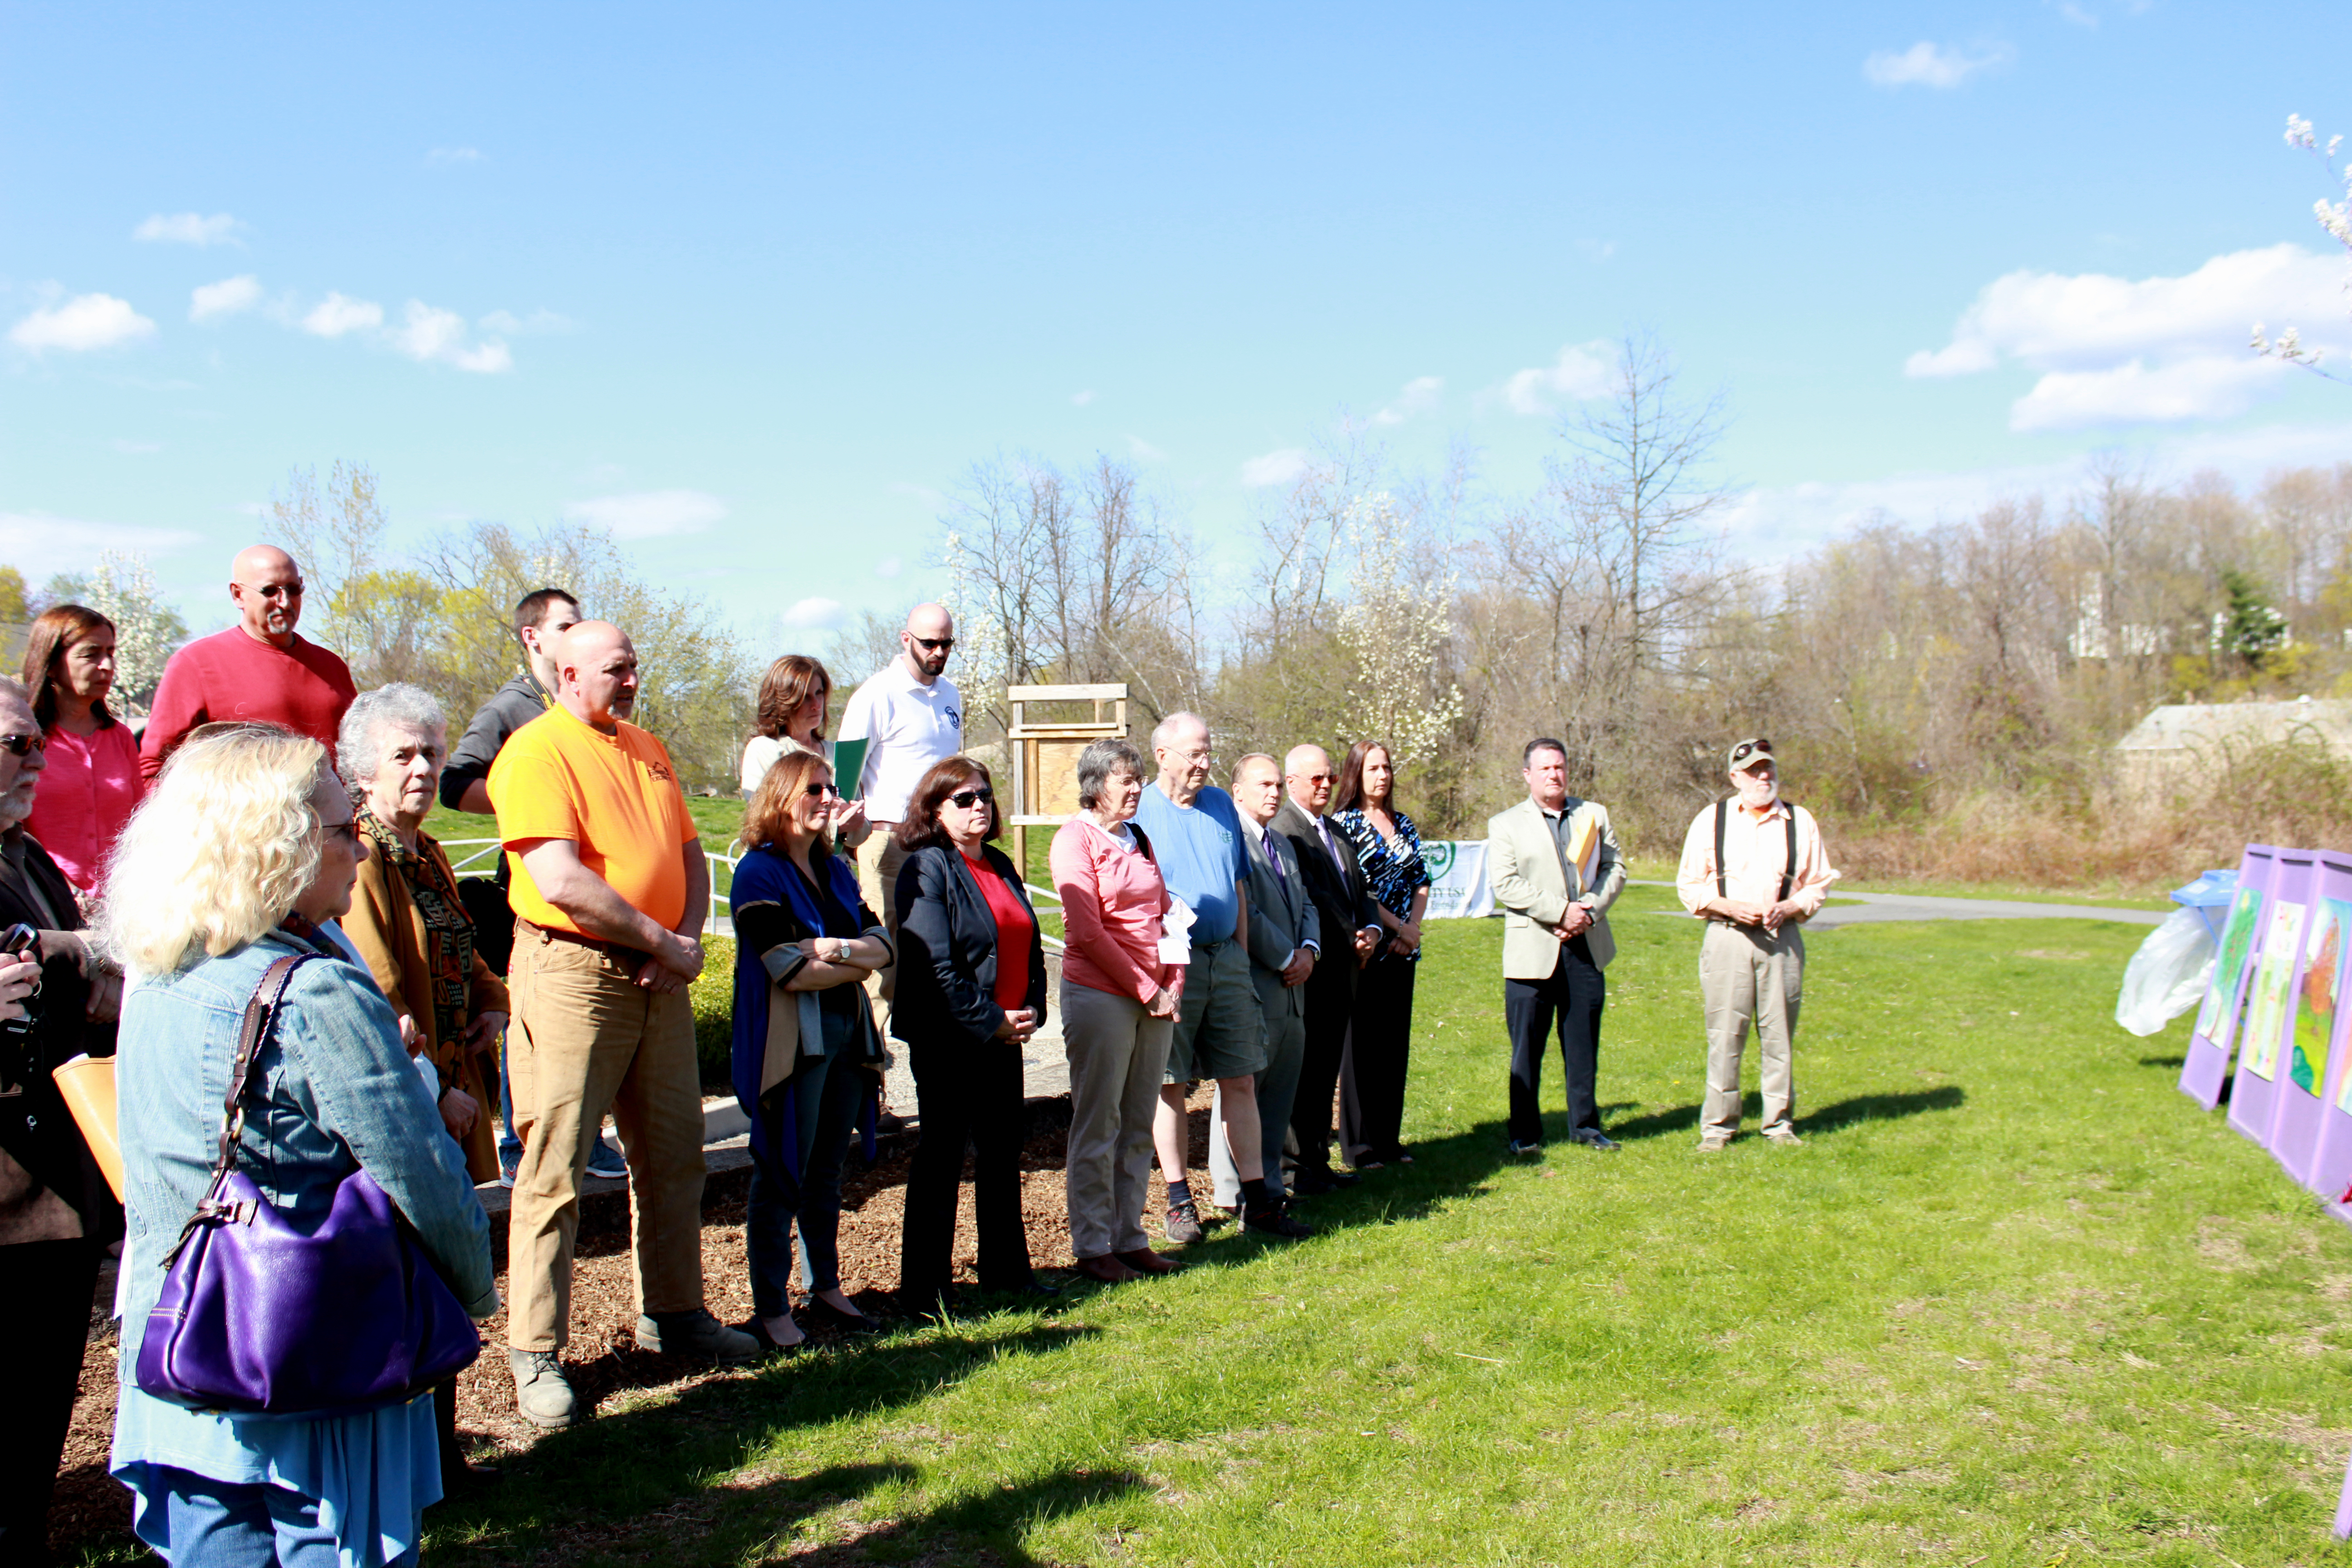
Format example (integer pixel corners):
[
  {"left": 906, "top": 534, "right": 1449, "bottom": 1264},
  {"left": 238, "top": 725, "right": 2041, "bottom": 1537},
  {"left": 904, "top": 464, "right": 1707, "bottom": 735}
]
[
  {"left": 1050, "top": 736, "right": 1185, "bottom": 1284},
  {"left": 21, "top": 605, "right": 142, "bottom": 898}
]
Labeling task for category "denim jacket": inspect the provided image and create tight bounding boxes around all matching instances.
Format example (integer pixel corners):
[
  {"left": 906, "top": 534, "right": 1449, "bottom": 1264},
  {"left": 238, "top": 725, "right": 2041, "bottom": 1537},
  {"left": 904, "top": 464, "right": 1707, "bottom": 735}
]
[{"left": 116, "top": 927, "right": 498, "bottom": 1384}]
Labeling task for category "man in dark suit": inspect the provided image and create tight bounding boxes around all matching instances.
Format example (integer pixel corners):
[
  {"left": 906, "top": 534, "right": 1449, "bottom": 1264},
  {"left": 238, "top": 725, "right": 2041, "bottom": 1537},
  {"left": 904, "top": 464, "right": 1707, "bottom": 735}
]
[
  {"left": 1210, "top": 754, "right": 1320, "bottom": 1231},
  {"left": 1272, "top": 743, "right": 1385, "bottom": 1192},
  {"left": 0, "top": 676, "right": 121, "bottom": 1567}
]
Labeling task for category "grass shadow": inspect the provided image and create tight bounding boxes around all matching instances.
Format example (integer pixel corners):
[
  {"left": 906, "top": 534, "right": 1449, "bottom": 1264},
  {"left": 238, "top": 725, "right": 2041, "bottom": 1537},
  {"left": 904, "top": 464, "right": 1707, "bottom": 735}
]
[
  {"left": 2138, "top": 1054, "right": 2187, "bottom": 1068},
  {"left": 1796, "top": 1085, "right": 1966, "bottom": 1135},
  {"left": 783, "top": 1465, "right": 1149, "bottom": 1567}
]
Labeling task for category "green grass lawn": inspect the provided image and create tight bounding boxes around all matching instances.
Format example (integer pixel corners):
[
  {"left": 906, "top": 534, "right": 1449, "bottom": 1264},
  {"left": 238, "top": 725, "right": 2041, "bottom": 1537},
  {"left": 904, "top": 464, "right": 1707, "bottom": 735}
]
[{"left": 414, "top": 884, "right": 2352, "bottom": 1566}]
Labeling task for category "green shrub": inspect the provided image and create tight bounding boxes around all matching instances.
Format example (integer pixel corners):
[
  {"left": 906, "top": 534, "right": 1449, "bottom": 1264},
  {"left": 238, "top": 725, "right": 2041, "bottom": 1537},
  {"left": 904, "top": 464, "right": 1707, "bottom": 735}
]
[{"left": 692, "top": 934, "right": 735, "bottom": 1089}]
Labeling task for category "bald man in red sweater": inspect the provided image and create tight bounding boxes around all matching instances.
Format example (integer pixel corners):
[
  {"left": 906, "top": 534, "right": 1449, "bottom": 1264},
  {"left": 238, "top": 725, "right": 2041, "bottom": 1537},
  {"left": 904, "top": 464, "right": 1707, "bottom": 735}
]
[{"left": 137, "top": 545, "right": 358, "bottom": 780}]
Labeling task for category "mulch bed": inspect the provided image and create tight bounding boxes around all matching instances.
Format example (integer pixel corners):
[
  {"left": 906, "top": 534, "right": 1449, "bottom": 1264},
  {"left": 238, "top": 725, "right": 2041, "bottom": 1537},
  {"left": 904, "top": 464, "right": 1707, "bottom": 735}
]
[{"left": 48, "top": 1086, "right": 1241, "bottom": 1560}]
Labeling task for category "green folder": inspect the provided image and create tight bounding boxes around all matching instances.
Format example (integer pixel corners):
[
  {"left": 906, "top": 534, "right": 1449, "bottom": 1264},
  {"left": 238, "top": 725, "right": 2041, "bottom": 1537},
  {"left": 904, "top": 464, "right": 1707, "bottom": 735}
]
[{"left": 829, "top": 736, "right": 870, "bottom": 799}]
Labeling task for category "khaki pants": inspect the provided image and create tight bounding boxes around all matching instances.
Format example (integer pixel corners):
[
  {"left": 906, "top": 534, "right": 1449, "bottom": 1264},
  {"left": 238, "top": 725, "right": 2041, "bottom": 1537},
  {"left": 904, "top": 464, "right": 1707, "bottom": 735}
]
[
  {"left": 1698, "top": 921, "right": 1803, "bottom": 1140},
  {"left": 505, "top": 927, "right": 708, "bottom": 1350},
  {"left": 1060, "top": 981, "right": 1173, "bottom": 1259},
  {"left": 856, "top": 833, "right": 910, "bottom": 1005}
]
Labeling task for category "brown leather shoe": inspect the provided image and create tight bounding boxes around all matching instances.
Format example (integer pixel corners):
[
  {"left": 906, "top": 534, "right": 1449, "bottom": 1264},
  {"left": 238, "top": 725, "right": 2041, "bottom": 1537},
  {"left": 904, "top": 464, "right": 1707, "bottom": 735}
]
[
  {"left": 1114, "top": 1248, "right": 1183, "bottom": 1275},
  {"left": 1073, "top": 1254, "right": 1141, "bottom": 1284}
]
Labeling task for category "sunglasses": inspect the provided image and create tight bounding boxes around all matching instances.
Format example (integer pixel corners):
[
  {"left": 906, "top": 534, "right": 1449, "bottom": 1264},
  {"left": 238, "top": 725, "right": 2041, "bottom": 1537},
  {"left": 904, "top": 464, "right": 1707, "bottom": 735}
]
[
  {"left": 912, "top": 635, "right": 955, "bottom": 652},
  {"left": 245, "top": 582, "right": 305, "bottom": 600},
  {"left": 947, "top": 786, "right": 995, "bottom": 809},
  {"left": 1730, "top": 738, "right": 1772, "bottom": 765},
  {"left": 803, "top": 782, "right": 842, "bottom": 800},
  {"left": 0, "top": 733, "right": 44, "bottom": 758}
]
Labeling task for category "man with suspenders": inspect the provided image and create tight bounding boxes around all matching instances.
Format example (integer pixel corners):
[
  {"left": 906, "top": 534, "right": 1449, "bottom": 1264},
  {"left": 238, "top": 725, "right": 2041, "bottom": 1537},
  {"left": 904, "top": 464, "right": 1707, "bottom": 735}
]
[{"left": 1674, "top": 738, "right": 1840, "bottom": 1150}]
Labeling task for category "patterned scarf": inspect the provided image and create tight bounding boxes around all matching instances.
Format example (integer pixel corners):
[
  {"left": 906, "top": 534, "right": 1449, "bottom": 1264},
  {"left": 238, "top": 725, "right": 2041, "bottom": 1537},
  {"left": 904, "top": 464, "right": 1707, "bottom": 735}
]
[{"left": 360, "top": 810, "right": 475, "bottom": 1052}]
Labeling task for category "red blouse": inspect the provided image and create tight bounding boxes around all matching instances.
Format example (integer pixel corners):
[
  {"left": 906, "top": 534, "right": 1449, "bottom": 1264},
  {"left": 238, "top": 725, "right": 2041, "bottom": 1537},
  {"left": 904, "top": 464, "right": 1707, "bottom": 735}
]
[
  {"left": 964, "top": 850, "right": 1035, "bottom": 1011},
  {"left": 27, "top": 720, "right": 143, "bottom": 892}
]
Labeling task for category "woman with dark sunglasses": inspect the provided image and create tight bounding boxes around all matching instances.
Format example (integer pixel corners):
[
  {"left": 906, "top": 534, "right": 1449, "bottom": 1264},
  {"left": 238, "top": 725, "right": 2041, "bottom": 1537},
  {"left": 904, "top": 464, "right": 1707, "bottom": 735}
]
[
  {"left": 890, "top": 756, "right": 1051, "bottom": 1312},
  {"left": 728, "top": 750, "right": 893, "bottom": 1348}
]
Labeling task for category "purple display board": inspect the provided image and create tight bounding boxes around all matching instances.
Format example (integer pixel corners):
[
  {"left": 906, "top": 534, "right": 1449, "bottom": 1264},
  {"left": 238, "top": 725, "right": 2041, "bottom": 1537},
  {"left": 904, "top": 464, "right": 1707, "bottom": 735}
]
[
  {"left": 2229, "top": 853, "right": 2317, "bottom": 1146},
  {"left": 2180, "top": 844, "right": 2280, "bottom": 1110},
  {"left": 2271, "top": 854, "right": 2352, "bottom": 1187}
]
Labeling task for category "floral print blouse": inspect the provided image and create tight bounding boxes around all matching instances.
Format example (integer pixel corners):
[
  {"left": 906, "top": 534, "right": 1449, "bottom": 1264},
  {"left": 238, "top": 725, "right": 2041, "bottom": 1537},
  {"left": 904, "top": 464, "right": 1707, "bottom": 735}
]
[{"left": 1332, "top": 808, "right": 1432, "bottom": 964}]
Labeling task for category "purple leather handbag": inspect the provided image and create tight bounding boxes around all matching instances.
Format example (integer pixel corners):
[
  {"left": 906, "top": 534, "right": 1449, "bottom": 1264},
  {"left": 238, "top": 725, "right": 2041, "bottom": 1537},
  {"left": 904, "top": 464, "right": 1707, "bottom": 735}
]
[{"left": 135, "top": 952, "right": 481, "bottom": 1414}]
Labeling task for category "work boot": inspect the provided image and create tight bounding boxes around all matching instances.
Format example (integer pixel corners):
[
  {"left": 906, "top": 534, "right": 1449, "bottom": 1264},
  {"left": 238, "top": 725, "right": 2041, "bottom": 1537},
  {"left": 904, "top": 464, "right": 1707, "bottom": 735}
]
[
  {"left": 635, "top": 1308, "right": 762, "bottom": 1363},
  {"left": 509, "top": 1348, "right": 578, "bottom": 1429}
]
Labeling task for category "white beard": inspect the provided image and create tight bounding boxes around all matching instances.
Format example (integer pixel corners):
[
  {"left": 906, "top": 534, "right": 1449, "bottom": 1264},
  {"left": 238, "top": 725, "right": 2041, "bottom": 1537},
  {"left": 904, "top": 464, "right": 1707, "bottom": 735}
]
[{"left": 1737, "top": 779, "right": 1779, "bottom": 808}]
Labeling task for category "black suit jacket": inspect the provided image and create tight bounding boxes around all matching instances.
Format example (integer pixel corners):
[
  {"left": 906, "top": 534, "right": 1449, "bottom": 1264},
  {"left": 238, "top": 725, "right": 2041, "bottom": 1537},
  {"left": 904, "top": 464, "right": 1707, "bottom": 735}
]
[
  {"left": 1271, "top": 798, "right": 1382, "bottom": 996},
  {"left": 890, "top": 842, "right": 1051, "bottom": 1052},
  {"left": 0, "top": 830, "right": 119, "bottom": 1245}
]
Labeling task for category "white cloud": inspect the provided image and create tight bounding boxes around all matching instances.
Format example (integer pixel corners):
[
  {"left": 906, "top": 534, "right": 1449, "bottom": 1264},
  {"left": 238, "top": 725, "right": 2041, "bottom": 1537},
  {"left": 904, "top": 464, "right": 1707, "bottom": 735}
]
[
  {"left": 0, "top": 511, "right": 202, "bottom": 579},
  {"left": 2055, "top": 1, "right": 2098, "bottom": 26},
  {"left": 388, "top": 302, "right": 512, "bottom": 373},
  {"left": 1071, "top": 389, "right": 1096, "bottom": 406},
  {"left": 1576, "top": 238, "right": 1617, "bottom": 262},
  {"left": 1863, "top": 41, "right": 2014, "bottom": 89},
  {"left": 189, "top": 274, "right": 262, "bottom": 322},
  {"left": 133, "top": 211, "right": 243, "bottom": 246},
  {"left": 1372, "top": 375, "right": 1444, "bottom": 427},
  {"left": 9, "top": 293, "right": 157, "bottom": 353},
  {"left": 561, "top": 490, "right": 728, "bottom": 539},
  {"left": 873, "top": 556, "right": 903, "bottom": 580},
  {"left": 1906, "top": 243, "right": 2348, "bottom": 429},
  {"left": 1127, "top": 435, "right": 1168, "bottom": 462},
  {"left": 301, "top": 292, "right": 383, "bottom": 338},
  {"left": 426, "top": 146, "right": 483, "bottom": 166},
  {"left": 1499, "top": 341, "right": 1614, "bottom": 415},
  {"left": 1240, "top": 448, "right": 1310, "bottom": 489},
  {"left": 780, "top": 597, "right": 848, "bottom": 630}
]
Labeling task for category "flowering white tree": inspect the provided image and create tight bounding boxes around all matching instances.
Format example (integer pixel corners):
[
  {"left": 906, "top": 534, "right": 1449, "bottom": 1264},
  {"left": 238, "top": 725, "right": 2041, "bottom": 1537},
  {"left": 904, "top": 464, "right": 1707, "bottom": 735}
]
[
  {"left": 1333, "top": 492, "right": 1463, "bottom": 767},
  {"left": 2251, "top": 114, "right": 2352, "bottom": 378},
  {"left": 84, "top": 550, "right": 182, "bottom": 709}
]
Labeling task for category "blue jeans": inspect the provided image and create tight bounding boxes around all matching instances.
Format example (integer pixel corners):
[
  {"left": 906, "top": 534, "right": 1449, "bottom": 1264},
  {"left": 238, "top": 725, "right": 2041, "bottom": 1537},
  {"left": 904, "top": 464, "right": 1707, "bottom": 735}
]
[
  {"left": 746, "top": 1049, "right": 866, "bottom": 1315},
  {"left": 145, "top": 1467, "right": 420, "bottom": 1567},
  {"left": 497, "top": 1026, "right": 523, "bottom": 1169}
]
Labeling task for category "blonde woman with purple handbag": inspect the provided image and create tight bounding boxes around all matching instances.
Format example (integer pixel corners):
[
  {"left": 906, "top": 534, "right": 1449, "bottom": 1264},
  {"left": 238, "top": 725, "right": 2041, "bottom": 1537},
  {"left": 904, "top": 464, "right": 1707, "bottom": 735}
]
[{"left": 107, "top": 726, "right": 497, "bottom": 1567}]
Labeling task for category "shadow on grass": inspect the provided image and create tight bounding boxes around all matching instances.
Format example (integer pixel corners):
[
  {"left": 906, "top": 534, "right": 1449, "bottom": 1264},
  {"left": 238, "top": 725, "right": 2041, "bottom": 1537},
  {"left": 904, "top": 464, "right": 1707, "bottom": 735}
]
[
  {"left": 438, "top": 1323, "right": 1105, "bottom": 1558},
  {"left": 1796, "top": 1084, "right": 1966, "bottom": 1135},
  {"left": 2139, "top": 1055, "right": 2187, "bottom": 1069}
]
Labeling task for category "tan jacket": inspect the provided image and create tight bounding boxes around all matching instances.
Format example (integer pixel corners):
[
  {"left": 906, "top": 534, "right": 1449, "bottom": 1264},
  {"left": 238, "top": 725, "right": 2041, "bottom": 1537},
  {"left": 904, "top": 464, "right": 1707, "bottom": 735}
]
[
  {"left": 1485, "top": 796, "right": 1627, "bottom": 979},
  {"left": 342, "top": 828, "right": 511, "bottom": 1182}
]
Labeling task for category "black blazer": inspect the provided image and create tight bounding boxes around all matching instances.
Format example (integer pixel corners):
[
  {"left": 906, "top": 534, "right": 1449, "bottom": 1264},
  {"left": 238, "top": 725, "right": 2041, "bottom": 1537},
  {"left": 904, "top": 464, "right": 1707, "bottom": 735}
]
[
  {"left": 0, "top": 830, "right": 119, "bottom": 1246},
  {"left": 1271, "top": 798, "right": 1381, "bottom": 992},
  {"left": 890, "top": 842, "right": 1050, "bottom": 1052}
]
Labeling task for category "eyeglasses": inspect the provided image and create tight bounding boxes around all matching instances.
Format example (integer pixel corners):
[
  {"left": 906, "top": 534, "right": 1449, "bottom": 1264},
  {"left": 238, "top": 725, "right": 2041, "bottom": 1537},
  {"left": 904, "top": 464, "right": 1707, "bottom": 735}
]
[
  {"left": 317, "top": 815, "right": 362, "bottom": 846},
  {"left": 803, "top": 783, "right": 842, "bottom": 800},
  {"left": 912, "top": 636, "right": 955, "bottom": 652},
  {"left": 244, "top": 582, "right": 305, "bottom": 600},
  {"left": 947, "top": 787, "right": 995, "bottom": 809},
  {"left": 1730, "top": 738, "right": 1772, "bottom": 765},
  {"left": 0, "top": 734, "right": 44, "bottom": 758}
]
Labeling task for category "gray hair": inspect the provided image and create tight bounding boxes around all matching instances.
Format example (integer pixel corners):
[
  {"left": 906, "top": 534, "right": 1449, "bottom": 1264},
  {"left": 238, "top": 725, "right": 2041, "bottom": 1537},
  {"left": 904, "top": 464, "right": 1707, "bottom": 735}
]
[
  {"left": 1075, "top": 736, "right": 1145, "bottom": 811},
  {"left": 337, "top": 683, "right": 448, "bottom": 785},
  {"left": 1230, "top": 751, "right": 1278, "bottom": 784},
  {"left": 1150, "top": 711, "right": 1208, "bottom": 753}
]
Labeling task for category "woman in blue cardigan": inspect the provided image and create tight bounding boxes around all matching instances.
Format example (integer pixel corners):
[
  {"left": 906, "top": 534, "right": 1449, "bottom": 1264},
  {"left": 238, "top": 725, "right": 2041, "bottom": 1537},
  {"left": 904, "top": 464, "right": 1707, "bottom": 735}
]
[{"left": 891, "top": 756, "right": 1051, "bottom": 1313}]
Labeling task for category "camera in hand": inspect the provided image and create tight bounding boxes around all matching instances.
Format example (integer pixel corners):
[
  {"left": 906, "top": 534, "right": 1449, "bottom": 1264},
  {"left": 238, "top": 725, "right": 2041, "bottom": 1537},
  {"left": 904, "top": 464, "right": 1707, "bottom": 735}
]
[{"left": 0, "top": 921, "right": 43, "bottom": 1091}]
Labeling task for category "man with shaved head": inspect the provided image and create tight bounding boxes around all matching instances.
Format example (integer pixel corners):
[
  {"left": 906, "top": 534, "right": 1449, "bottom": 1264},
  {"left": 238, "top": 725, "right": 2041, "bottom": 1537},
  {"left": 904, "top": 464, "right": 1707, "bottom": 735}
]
[
  {"left": 1273, "top": 743, "right": 1386, "bottom": 1193},
  {"left": 837, "top": 602, "right": 965, "bottom": 1009},
  {"left": 137, "top": 544, "right": 358, "bottom": 778},
  {"left": 490, "top": 620, "right": 756, "bottom": 1425}
]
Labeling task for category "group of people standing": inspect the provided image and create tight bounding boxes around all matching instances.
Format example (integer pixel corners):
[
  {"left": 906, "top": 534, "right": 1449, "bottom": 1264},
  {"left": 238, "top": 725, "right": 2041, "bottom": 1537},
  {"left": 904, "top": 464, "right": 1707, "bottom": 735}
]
[{"left": 0, "top": 542, "right": 1840, "bottom": 1568}]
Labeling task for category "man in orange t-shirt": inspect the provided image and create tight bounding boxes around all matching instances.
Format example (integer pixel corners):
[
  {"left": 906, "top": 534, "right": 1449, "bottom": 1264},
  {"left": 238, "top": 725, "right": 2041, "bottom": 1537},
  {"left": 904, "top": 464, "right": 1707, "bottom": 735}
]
[{"left": 489, "top": 621, "right": 756, "bottom": 1427}]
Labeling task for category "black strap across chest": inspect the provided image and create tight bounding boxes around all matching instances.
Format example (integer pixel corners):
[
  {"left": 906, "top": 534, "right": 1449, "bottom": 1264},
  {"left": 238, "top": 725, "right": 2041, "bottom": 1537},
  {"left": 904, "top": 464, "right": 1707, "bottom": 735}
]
[{"left": 1715, "top": 799, "right": 1798, "bottom": 904}]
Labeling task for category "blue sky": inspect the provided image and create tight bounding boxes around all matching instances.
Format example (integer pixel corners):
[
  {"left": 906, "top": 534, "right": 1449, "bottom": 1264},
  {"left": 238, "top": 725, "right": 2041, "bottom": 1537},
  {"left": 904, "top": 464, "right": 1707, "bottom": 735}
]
[{"left": 7, "top": 2, "right": 2352, "bottom": 644}]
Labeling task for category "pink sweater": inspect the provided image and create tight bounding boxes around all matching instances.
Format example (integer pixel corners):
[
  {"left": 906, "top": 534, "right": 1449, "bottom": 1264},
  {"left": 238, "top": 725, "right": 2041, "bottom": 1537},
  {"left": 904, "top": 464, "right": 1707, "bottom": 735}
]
[
  {"left": 139, "top": 627, "right": 357, "bottom": 780},
  {"left": 1051, "top": 815, "right": 1182, "bottom": 1005},
  {"left": 26, "top": 720, "right": 142, "bottom": 891}
]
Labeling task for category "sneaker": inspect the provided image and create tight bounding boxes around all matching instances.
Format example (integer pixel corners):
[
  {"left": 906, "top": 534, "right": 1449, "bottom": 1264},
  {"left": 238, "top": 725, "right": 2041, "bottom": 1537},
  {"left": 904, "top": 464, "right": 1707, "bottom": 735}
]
[
  {"left": 1163, "top": 1198, "right": 1205, "bottom": 1245},
  {"left": 1696, "top": 1137, "right": 1730, "bottom": 1153},
  {"left": 1244, "top": 1207, "right": 1315, "bottom": 1240},
  {"left": 509, "top": 1348, "right": 578, "bottom": 1428},
  {"left": 1507, "top": 1139, "right": 1543, "bottom": 1157},
  {"left": 1764, "top": 1129, "right": 1805, "bottom": 1147},
  {"left": 634, "top": 1309, "right": 761, "bottom": 1363},
  {"left": 586, "top": 1138, "right": 627, "bottom": 1179},
  {"left": 496, "top": 1162, "right": 518, "bottom": 1190}
]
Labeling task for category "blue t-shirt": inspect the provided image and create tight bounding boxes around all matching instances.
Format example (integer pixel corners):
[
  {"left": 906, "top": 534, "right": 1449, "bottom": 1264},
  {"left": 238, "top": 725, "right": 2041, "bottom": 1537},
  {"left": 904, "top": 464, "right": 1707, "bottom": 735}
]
[{"left": 1134, "top": 782, "right": 1248, "bottom": 945}]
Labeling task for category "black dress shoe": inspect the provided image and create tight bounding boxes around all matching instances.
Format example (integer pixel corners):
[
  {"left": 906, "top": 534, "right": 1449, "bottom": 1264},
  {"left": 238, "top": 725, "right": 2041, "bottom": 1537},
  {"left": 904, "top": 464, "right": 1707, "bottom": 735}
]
[
  {"left": 806, "top": 1295, "right": 883, "bottom": 1334},
  {"left": 1244, "top": 1208, "right": 1315, "bottom": 1240},
  {"left": 1569, "top": 1129, "right": 1620, "bottom": 1152},
  {"left": 1290, "top": 1170, "right": 1360, "bottom": 1195}
]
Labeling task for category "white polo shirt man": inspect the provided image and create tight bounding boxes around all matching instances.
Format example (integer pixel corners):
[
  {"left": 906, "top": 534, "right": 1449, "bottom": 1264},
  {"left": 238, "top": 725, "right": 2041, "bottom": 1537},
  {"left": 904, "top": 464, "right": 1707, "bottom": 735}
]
[{"left": 837, "top": 602, "right": 964, "bottom": 1002}]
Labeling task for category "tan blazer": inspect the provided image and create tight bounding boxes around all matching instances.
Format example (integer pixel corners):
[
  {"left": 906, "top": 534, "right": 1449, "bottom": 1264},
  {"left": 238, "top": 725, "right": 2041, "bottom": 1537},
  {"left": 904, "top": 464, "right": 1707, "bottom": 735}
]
[
  {"left": 1485, "top": 796, "right": 1626, "bottom": 980},
  {"left": 343, "top": 828, "right": 511, "bottom": 1182}
]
